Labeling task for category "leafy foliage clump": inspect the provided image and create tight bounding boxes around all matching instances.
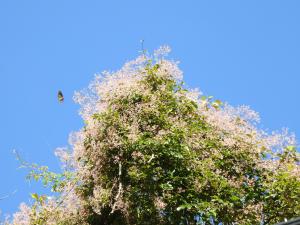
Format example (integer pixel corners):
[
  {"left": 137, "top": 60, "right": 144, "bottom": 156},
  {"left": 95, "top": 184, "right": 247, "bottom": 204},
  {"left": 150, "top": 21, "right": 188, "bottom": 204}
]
[{"left": 7, "top": 47, "right": 300, "bottom": 225}]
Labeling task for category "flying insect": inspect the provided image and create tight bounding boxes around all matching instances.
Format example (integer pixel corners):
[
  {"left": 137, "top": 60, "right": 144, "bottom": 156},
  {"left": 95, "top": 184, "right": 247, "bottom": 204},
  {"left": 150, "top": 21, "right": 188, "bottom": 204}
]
[{"left": 57, "top": 90, "right": 64, "bottom": 103}]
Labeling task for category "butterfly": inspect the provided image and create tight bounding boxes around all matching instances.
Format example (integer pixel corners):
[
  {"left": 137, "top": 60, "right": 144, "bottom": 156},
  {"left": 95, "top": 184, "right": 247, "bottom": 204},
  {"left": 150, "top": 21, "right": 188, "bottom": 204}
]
[{"left": 57, "top": 90, "right": 64, "bottom": 103}]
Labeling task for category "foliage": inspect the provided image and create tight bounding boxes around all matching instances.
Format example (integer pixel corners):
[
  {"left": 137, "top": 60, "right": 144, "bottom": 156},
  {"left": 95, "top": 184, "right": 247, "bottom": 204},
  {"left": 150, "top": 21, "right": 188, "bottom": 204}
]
[{"left": 6, "top": 47, "right": 300, "bottom": 225}]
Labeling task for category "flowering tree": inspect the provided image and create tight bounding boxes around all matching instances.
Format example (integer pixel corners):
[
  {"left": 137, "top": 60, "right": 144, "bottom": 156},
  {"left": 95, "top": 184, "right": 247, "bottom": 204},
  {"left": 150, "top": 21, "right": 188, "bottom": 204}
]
[{"left": 7, "top": 47, "right": 300, "bottom": 225}]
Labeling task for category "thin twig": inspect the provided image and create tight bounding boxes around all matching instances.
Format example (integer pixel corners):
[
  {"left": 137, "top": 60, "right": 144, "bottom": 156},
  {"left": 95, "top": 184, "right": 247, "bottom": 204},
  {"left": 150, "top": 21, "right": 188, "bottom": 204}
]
[{"left": 110, "top": 161, "right": 123, "bottom": 214}]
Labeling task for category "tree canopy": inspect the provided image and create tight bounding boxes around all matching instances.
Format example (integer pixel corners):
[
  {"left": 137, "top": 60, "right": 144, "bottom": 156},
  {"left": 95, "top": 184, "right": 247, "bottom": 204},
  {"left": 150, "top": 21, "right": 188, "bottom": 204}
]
[{"left": 7, "top": 47, "right": 300, "bottom": 225}]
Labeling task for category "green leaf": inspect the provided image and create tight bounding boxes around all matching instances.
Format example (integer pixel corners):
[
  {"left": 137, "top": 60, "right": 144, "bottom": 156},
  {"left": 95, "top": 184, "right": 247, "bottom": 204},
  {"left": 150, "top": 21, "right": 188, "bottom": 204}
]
[
  {"left": 31, "top": 193, "right": 39, "bottom": 200},
  {"left": 176, "top": 205, "right": 186, "bottom": 211},
  {"left": 176, "top": 204, "right": 192, "bottom": 211},
  {"left": 160, "top": 183, "right": 173, "bottom": 191}
]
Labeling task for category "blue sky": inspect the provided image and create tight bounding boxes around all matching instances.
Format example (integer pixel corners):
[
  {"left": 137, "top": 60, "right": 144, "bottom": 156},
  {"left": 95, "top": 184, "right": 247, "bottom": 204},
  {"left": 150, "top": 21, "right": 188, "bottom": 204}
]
[{"left": 0, "top": 0, "right": 300, "bottom": 217}]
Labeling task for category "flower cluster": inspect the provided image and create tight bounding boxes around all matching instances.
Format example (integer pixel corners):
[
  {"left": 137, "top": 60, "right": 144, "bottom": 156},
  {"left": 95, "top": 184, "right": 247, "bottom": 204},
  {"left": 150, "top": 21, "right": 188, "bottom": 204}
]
[{"left": 6, "top": 46, "right": 300, "bottom": 225}]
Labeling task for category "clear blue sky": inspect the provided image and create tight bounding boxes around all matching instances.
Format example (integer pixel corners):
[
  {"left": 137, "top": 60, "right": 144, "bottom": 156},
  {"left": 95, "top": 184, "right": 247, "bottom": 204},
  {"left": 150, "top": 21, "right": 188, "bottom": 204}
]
[{"left": 0, "top": 0, "right": 300, "bottom": 217}]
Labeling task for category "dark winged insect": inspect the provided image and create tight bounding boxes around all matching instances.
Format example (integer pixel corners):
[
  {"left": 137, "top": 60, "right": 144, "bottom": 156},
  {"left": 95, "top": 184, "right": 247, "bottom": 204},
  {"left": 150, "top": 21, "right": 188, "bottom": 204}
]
[{"left": 57, "top": 90, "right": 64, "bottom": 103}]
